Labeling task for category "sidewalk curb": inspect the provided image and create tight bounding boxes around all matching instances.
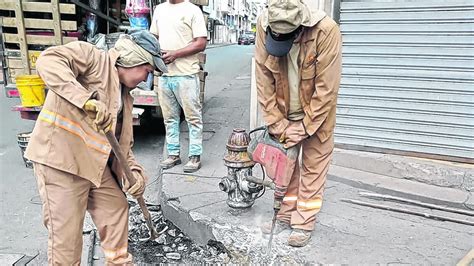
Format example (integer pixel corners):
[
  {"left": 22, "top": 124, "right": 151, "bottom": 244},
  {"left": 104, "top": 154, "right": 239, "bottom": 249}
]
[
  {"left": 332, "top": 149, "right": 474, "bottom": 192},
  {"left": 206, "top": 43, "right": 235, "bottom": 49},
  {"left": 161, "top": 194, "right": 217, "bottom": 247},
  {"left": 328, "top": 165, "right": 473, "bottom": 210}
]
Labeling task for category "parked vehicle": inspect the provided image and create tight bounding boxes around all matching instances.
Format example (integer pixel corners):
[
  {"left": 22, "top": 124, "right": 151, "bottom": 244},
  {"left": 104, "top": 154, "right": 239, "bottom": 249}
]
[
  {"left": 238, "top": 35, "right": 250, "bottom": 45},
  {"left": 245, "top": 31, "right": 256, "bottom": 44},
  {"left": 238, "top": 32, "right": 256, "bottom": 45}
]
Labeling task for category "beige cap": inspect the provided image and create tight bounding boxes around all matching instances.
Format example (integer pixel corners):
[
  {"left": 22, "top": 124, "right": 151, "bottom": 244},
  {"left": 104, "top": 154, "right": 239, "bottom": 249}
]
[
  {"left": 262, "top": 0, "right": 326, "bottom": 34},
  {"left": 261, "top": 0, "right": 326, "bottom": 56}
]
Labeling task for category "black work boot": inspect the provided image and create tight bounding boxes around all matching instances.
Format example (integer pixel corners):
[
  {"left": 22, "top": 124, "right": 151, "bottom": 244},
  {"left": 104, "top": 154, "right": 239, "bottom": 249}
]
[
  {"left": 160, "top": 155, "right": 181, "bottom": 170},
  {"left": 183, "top": 155, "right": 201, "bottom": 173}
]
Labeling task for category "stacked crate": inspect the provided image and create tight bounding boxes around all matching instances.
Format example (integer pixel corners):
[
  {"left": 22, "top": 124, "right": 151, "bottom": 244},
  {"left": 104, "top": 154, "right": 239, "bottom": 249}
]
[{"left": 0, "top": 0, "right": 78, "bottom": 96}]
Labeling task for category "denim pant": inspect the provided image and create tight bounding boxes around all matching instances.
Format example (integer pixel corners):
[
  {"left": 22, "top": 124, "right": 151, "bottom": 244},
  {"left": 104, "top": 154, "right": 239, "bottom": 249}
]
[{"left": 158, "top": 74, "right": 203, "bottom": 156}]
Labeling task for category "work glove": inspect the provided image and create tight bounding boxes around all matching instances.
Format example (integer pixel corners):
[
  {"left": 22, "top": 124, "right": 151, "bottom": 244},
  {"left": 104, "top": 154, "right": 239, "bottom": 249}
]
[
  {"left": 282, "top": 121, "right": 309, "bottom": 149},
  {"left": 122, "top": 170, "right": 147, "bottom": 198},
  {"left": 268, "top": 119, "right": 290, "bottom": 140},
  {"left": 83, "top": 99, "right": 113, "bottom": 133}
]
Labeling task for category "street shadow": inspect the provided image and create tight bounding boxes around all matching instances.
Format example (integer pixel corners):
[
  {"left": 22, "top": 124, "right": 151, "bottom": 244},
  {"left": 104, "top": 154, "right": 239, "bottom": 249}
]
[
  {"left": 133, "top": 107, "right": 187, "bottom": 137},
  {"left": 133, "top": 116, "right": 166, "bottom": 136}
]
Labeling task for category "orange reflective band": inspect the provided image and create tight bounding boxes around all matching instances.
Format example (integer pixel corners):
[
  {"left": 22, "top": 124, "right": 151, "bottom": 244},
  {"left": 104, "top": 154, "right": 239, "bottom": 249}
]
[
  {"left": 283, "top": 196, "right": 298, "bottom": 202},
  {"left": 38, "top": 109, "right": 109, "bottom": 154},
  {"left": 297, "top": 198, "right": 323, "bottom": 210},
  {"left": 103, "top": 246, "right": 128, "bottom": 259}
]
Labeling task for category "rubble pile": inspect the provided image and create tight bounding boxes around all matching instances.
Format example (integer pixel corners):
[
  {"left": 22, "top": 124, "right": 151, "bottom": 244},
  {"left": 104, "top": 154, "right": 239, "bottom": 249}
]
[
  {"left": 212, "top": 222, "right": 310, "bottom": 264},
  {"left": 127, "top": 202, "right": 230, "bottom": 263}
]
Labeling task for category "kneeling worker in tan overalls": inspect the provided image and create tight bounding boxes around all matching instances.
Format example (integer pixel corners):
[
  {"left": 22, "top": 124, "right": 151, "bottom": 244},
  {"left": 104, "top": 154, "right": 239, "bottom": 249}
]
[{"left": 25, "top": 30, "right": 168, "bottom": 265}]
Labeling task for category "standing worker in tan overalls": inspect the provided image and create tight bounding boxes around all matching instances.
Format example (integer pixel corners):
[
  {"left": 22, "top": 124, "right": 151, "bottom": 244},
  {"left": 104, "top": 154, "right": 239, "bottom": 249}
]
[
  {"left": 255, "top": 0, "right": 342, "bottom": 247},
  {"left": 25, "top": 30, "right": 168, "bottom": 264}
]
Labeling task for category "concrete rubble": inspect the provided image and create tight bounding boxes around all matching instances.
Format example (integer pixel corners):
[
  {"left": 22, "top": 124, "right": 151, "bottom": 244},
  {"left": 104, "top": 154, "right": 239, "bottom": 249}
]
[{"left": 126, "top": 201, "right": 230, "bottom": 264}]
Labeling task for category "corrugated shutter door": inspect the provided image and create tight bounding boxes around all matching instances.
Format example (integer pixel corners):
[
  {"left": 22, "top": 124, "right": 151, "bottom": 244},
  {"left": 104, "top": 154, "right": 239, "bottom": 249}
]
[{"left": 336, "top": 0, "right": 474, "bottom": 162}]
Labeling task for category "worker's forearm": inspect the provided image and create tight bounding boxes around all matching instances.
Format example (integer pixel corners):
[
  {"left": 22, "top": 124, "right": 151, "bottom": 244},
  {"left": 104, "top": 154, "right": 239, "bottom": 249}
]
[{"left": 174, "top": 37, "right": 207, "bottom": 58}]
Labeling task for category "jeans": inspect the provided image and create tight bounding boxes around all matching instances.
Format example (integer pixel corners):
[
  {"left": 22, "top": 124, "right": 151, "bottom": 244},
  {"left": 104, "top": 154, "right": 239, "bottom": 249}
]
[{"left": 158, "top": 74, "right": 203, "bottom": 156}]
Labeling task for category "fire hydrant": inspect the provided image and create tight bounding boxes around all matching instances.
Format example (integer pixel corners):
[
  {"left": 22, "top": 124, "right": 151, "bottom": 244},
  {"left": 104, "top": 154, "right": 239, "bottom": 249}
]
[{"left": 219, "top": 129, "right": 263, "bottom": 208}]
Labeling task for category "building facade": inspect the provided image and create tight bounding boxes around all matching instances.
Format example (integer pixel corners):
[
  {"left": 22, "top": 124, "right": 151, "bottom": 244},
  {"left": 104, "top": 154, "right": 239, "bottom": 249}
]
[{"left": 204, "top": 0, "right": 266, "bottom": 44}]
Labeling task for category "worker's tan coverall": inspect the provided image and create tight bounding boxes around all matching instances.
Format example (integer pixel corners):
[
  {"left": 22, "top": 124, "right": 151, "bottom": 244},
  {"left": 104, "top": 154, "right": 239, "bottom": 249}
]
[
  {"left": 25, "top": 42, "right": 145, "bottom": 265},
  {"left": 255, "top": 15, "right": 342, "bottom": 231}
]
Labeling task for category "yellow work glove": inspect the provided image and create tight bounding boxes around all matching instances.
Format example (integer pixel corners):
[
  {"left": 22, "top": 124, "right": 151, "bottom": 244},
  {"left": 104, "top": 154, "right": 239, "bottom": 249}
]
[
  {"left": 83, "top": 99, "right": 113, "bottom": 133},
  {"left": 122, "top": 170, "right": 147, "bottom": 198}
]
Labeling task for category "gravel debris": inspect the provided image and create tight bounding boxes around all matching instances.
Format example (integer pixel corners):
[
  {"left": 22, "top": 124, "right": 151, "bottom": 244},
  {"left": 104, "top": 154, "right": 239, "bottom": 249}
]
[{"left": 127, "top": 201, "right": 229, "bottom": 264}]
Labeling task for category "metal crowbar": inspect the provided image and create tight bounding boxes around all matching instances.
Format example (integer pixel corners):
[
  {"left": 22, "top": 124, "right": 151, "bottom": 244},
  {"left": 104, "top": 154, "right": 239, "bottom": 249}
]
[{"left": 105, "top": 130, "right": 159, "bottom": 240}]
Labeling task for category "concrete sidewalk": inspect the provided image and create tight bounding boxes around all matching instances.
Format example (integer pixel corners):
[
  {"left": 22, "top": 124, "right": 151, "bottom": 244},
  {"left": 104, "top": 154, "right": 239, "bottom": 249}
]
[
  {"left": 206, "top": 43, "right": 235, "bottom": 49},
  {"left": 156, "top": 71, "right": 473, "bottom": 264}
]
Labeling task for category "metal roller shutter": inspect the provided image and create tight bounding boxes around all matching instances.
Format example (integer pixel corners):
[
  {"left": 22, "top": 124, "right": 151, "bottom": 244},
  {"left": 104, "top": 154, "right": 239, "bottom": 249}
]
[{"left": 336, "top": 0, "right": 474, "bottom": 163}]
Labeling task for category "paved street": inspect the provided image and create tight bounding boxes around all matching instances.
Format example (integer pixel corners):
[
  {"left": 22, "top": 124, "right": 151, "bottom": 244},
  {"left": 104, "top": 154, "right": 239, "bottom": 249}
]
[{"left": 1, "top": 44, "right": 472, "bottom": 264}]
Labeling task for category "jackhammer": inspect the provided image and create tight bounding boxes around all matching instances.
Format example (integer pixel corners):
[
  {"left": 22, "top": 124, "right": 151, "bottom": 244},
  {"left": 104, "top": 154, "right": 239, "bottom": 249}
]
[
  {"left": 248, "top": 127, "right": 298, "bottom": 252},
  {"left": 219, "top": 128, "right": 298, "bottom": 252}
]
